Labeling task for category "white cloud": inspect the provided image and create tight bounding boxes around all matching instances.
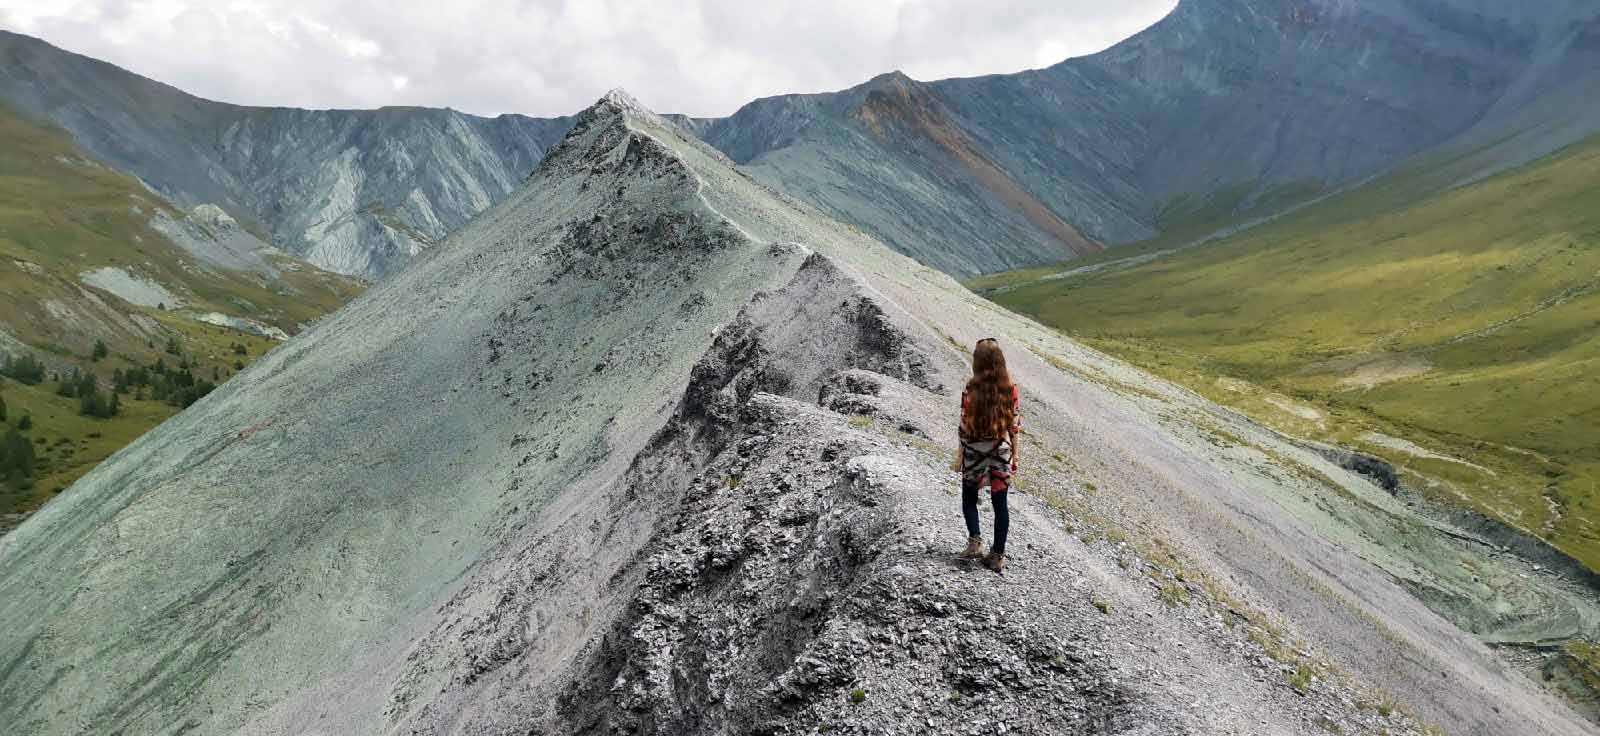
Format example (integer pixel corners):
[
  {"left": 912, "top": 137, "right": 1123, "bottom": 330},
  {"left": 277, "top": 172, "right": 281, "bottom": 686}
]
[{"left": 0, "top": 0, "right": 1176, "bottom": 117}]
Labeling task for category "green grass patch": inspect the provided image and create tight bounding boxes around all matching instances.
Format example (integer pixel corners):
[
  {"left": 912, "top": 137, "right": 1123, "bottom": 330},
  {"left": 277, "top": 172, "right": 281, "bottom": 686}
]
[
  {"left": 1158, "top": 582, "right": 1189, "bottom": 607},
  {"left": 980, "top": 132, "right": 1600, "bottom": 572}
]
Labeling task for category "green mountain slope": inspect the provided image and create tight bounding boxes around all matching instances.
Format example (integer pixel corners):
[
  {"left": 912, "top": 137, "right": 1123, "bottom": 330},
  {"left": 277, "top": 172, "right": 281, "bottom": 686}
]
[
  {"left": 0, "top": 105, "right": 364, "bottom": 531},
  {"left": 978, "top": 134, "right": 1600, "bottom": 571}
]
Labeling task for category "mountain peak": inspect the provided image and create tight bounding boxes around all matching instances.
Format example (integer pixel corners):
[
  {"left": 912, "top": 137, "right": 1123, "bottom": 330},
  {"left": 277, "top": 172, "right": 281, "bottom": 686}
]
[
  {"left": 596, "top": 87, "right": 659, "bottom": 120},
  {"left": 863, "top": 70, "right": 917, "bottom": 91}
]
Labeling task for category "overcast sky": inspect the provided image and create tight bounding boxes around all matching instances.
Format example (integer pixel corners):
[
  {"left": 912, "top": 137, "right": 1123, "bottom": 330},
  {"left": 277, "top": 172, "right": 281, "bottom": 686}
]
[{"left": 0, "top": 0, "right": 1176, "bottom": 118}]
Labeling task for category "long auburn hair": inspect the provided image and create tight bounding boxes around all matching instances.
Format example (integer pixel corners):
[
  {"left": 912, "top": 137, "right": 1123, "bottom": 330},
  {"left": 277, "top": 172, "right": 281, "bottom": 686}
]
[{"left": 962, "top": 339, "right": 1016, "bottom": 440}]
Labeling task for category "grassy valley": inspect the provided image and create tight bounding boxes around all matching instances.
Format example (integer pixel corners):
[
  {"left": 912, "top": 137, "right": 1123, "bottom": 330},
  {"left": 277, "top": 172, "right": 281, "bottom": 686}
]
[
  {"left": 975, "top": 136, "right": 1600, "bottom": 571},
  {"left": 0, "top": 106, "right": 365, "bottom": 531}
]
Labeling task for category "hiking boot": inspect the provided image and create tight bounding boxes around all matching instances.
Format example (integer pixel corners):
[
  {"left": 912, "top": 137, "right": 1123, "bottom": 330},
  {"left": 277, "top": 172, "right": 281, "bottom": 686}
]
[
  {"left": 960, "top": 536, "right": 985, "bottom": 559},
  {"left": 981, "top": 551, "right": 1006, "bottom": 574}
]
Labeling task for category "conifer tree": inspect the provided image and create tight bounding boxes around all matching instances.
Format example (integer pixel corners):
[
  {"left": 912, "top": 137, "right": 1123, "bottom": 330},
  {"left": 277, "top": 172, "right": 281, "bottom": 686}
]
[{"left": 2, "top": 425, "right": 33, "bottom": 481}]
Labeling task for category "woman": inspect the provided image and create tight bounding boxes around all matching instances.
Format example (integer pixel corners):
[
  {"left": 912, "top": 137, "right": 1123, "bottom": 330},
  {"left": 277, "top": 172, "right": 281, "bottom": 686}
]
[{"left": 952, "top": 338, "right": 1020, "bottom": 573}]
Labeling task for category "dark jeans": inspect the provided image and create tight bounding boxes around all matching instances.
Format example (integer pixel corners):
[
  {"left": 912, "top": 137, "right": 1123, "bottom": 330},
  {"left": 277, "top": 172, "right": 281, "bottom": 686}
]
[{"left": 962, "top": 477, "right": 1009, "bottom": 554}]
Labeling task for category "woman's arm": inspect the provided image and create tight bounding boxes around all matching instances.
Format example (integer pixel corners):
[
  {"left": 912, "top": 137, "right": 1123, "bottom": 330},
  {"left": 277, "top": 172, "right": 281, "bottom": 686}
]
[
  {"left": 953, "top": 390, "right": 968, "bottom": 472},
  {"left": 1010, "top": 385, "right": 1022, "bottom": 471}
]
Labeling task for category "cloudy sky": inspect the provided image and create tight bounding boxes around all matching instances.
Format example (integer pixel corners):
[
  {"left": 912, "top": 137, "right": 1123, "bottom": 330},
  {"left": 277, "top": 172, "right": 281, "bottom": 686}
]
[{"left": 0, "top": 0, "right": 1176, "bottom": 118}]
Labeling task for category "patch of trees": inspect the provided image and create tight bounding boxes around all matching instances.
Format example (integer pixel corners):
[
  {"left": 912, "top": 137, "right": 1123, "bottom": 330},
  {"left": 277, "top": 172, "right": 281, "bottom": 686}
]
[
  {"left": 116, "top": 357, "right": 215, "bottom": 408},
  {"left": 1, "top": 354, "right": 46, "bottom": 385},
  {"left": 1, "top": 424, "right": 35, "bottom": 487},
  {"left": 56, "top": 368, "right": 119, "bottom": 419}
]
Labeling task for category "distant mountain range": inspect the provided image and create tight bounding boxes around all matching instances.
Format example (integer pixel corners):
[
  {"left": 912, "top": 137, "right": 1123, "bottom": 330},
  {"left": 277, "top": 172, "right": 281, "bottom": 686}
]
[
  {"left": 704, "top": 0, "right": 1600, "bottom": 274},
  {"left": 0, "top": 30, "right": 573, "bottom": 279},
  {"left": 6, "top": 0, "right": 1600, "bottom": 278}
]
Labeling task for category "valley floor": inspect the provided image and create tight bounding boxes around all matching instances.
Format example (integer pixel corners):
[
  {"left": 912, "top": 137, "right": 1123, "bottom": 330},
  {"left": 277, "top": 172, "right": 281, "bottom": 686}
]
[{"left": 973, "top": 134, "right": 1600, "bottom": 665}]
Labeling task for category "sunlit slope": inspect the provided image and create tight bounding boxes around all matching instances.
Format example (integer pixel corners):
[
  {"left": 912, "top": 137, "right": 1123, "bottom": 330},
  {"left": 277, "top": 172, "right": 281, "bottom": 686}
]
[{"left": 982, "top": 135, "right": 1600, "bottom": 570}]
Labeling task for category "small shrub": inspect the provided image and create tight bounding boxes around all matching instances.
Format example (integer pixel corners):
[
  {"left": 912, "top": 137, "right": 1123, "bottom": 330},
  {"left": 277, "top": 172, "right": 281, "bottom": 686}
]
[
  {"left": 848, "top": 687, "right": 866, "bottom": 704},
  {"left": 1092, "top": 598, "right": 1111, "bottom": 614},
  {"left": 847, "top": 415, "right": 873, "bottom": 429},
  {"left": 1159, "top": 583, "right": 1189, "bottom": 607},
  {"left": 1288, "top": 663, "right": 1315, "bottom": 694}
]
